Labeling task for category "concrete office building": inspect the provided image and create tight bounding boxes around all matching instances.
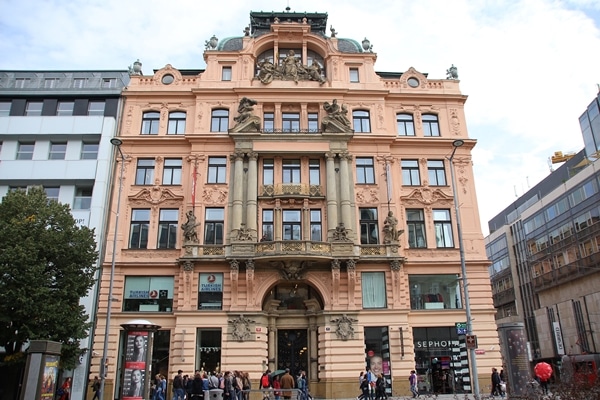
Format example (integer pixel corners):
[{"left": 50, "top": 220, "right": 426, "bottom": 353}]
[
  {"left": 0, "top": 69, "right": 129, "bottom": 400},
  {"left": 92, "top": 10, "right": 501, "bottom": 398}
]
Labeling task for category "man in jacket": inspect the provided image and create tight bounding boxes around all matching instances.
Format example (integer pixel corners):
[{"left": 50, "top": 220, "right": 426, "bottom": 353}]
[{"left": 280, "top": 369, "right": 295, "bottom": 400}]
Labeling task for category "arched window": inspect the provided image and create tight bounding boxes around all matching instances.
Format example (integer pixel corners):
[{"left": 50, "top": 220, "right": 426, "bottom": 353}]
[
  {"left": 167, "top": 111, "right": 186, "bottom": 134},
  {"left": 211, "top": 109, "right": 229, "bottom": 132},
  {"left": 353, "top": 110, "right": 371, "bottom": 133},
  {"left": 396, "top": 113, "right": 415, "bottom": 136},
  {"left": 141, "top": 111, "right": 160, "bottom": 135},
  {"left": 422, "top": 114, "right": 440, "bottom": 137}
]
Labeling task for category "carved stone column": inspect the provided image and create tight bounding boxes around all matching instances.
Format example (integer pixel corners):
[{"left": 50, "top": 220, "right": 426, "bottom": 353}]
[
  {"left": 309, "top": 318, "right": 318, "bottom": 382},
  {"left": 182, "top": 261, "right": 194, "bottom": 310},
  {"left": 274, "top": 201, "right": 282, "bottom": 241},
  {"left": 231, "top": 152, "right": 245, "bottom": 236},
  {"left": 246, "top": 152, "right": 258, "bottom": 239},
  {"left": 390, "top": 259, "right": 401, "bottom": 307},
  {"left": 331, "top": 259, "right": 340, "bottom": 306},
  {"left": 346, "top": 259, "right": 356, "bottom": 307},
  {"left": 302, "top": 202, "right": 310, "bottom": 241},
  {"left": 230, "top": 260, "right": 239, "bottom": 307},
  {"left": 268, "top": 318, "right": 277, "bottom": 370},
  {"left": 245, "top": 259, "right": 255, "bottom": 309},
  {"left": 325, "top": 152, "right": 338, "bottom": 238},
  {"left": 339, "top": 151, "right": 353, "bottom": 238}
]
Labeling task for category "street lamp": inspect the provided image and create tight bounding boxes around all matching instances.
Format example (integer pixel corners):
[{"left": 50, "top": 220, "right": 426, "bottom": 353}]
[
  {"left": 448, "top": 139, "right": 480, "bottom": 399},
  {"left": 99, "top": 137, "right": 125, "bottom": 399}
]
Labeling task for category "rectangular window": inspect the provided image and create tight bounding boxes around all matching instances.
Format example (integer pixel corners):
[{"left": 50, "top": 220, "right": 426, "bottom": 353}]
[
  {"left": 167, "top": 112, "right": 186, "bottom": 134},
  {"left": 282, "top": 113, "right": 300, "bottom": 132},
  {"left": 44, "top": 78, "right": 58, "bottom": 88},
  {"left": 409, "top": 275, "right": 462, "bottom": 310},
  {"left": 88, "top": 101, "right": 105, "bottom": 116},
  {"left": 129, "top": 209, "right": 150, "bottom": 249},
  {"left": 283, "top": 210, "right": 301, "bottom": 240},
  {"left": 282, "top": 160, "right": 301, "bottom": 184},
  {"left": 102, "top": 78, "right": 116, "bottom": 88},
  {"left": 360, "top": 208, "right": 379, "bottom": 244},
  {"left": 422, "top": 114, "right": 440, "bottom": 137},
  {"left": 73, "top": 187, "right": 92, "bottom": 210},
  {"left": 262, "top": 209, "right": 274, "bottom": 241},
  {"left": 15, "top": 78, "right": 29, "bottom": 88},
  {"left": 0, "top": 102, "right": 11, "bottom": 116},
  {"left": 73, "top": 78, "right": 86, "bottom": 88},
  {"left": 123, "top": 276, "right": 174, "bottom": 312},
  {"left": 141, "top": 111, "right": 160, "bottom": 134},
  {"left": 401, "top": 160, "right": 420, "bottom": 185},
  {"left": 44, "top": 187, "right": 60, "bottom": 202},
  {"left": 25, "top": 102, "right": 43, "bottom": 116},
  {"left": 135, "top": 159, "right": 155, "bottom": 185},
  {"left": 211, "top": 110, "right": 229, "bottom": 132},
  {"left": 162, "top": 158, "right": 182, "bottom": 185},
  {"left": 204, "top": 208, "right": 224, "bottom": 245},
  {"left": 362, "top": 272, "right": 386, "bottom": 308},
  {"left": 56, "top": 101, "right": 75, "bottom": 116},
  {"left": 49, "top": 142, "right": 67, "bottom": 160},
  {"left": 407, "top": 209, "right": 427, "bottom": 248},
  {"left": 427, "top": 160, "right": 447, "bottom": 186},
  {"left": 356, "top": 157, "right": 375, "bottom": 184},
  {"left": 350, "top": 68, "right": 359, "bottom": 83},
  {"left": 17, "top": 142, "right": 35, "bottom": 160},
  {"left": 208, "top": 156, "right": 227, "bottom": 183},
  {"left": 222, "top": 66, "right": 232, "bottom": 81},
  {"left": 310, "top": 209, "right": 322, "bottom": 241},
  {"left": 157, "top": 209, "right": 178, "bottom": 249},
  {"left": 353, "top": 110, "right": 371, "bottom": 133},
  {"left": 308, "top": 113, "right": 319, "bottom": 132},
  {"left": 195, "top": 329, "right": 222, "bottom": 372},
  {"left": 81, "top": 142, "right": 99, "bottom": 160},
  {"left": 396, "top": 113, "right": 415, "bottom": 136},
  {"left": 263, "top": 159, "right": 274, "bottom": 185},
  {"left": 198, "top": 273, "right": 224, "bottom": 310},
  {"left": 309, "top": 159, "right": 320, "bottom": 185},
  {"left": 434, "top": 209, "right": 454, "bottom": 248},
  {"left": 263, "top": 112, "right": 274, "bottom": 132}
]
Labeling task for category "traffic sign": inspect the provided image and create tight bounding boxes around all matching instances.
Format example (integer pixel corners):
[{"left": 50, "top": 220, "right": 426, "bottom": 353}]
[{"left": 466, "top": 334, "right": 478, "bottom": 349}]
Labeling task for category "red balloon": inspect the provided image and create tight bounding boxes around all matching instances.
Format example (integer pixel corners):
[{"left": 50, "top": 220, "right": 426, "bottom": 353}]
[{"left": 534, "top": 362, "right": 552, "bottom": 381}]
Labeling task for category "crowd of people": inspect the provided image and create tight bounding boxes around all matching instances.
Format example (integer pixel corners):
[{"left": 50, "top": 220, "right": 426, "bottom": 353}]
[{"left": 150, "top": 368, "right": 308, "bottom": 400}]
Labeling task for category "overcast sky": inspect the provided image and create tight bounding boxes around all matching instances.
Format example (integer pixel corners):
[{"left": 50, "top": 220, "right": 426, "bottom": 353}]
[{"left": 2, "top": 0, "right": 600, "bottom": 236}]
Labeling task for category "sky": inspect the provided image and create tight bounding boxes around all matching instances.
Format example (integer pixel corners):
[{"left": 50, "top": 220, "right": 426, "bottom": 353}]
[{"left": 1, "top": 0, "right": 600, "bottom": 236}]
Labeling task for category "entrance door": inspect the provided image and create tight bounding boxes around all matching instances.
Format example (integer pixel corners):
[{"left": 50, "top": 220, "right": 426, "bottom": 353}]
[{"left": 277, "top": 329, "right": 308, "bottom": 376}]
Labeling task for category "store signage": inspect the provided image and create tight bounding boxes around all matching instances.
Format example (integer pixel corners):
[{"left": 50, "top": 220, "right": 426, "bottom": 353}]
[
  {"left": 553, "top": 322, "right": 565, "bottom": 355},
  {"left": 415, "top": 340, "right": 453, "bottom": 349}
]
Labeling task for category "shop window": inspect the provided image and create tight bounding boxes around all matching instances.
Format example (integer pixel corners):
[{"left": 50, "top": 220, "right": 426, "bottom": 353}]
[
  {"left": 362, "top": 272, "right": 387, "bottom": 308},
  {"left": 198, "top": 273, "right": 223, "bottom": 310},
  {"left": 195, "top": 329, "right": 222, "bottom": 373},
  {"left": 409, "top": 275, "right": 462, "bottom": 310},
  {"left": 123, "top": 276, "right": 174, "bottom": 312}
]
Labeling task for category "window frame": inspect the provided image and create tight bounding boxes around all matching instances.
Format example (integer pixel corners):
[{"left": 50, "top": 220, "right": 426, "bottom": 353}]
[
  {"left": 49, "top": 142, "right": 67, "bottom": 160},
  {"left": 308, "top": 112, "right": 319, "bottom": 133},
  {"left": 359, "top": 208, "right": 379, "bottom": 244},
  {"left": 129, "top": 209, "right": 150, "bottom": 249},
  {"left": 141, "top": 111, "right": 160, "bottom": 135},
  {"left": 87, "top": 101, "right": 105, "bottom": 116},
  {"left": 362, "top": 272, "right": 387, "bottom": 308},
  {"left": 210, "top": 109, "right": 229, "bottom": 132},
  {"left": 263, "top": 112, "right": 274, "bottom": 132},
  {"left": 349, "top": 68, "right": 359, "bottom": 83},
  {"left": 262, "top": 209, "right": 274, "bottom": 241},
  {"left": 309, "top": 159, "right": 320, "bottom": 185},
  {"left": 123, "top": 276, "right": 174, "bottom": 312},
  {"left": 263, "top": 159, "right": 274, "bottom": 185},
  {"left": 157, "top": 209, "right": 179, "bottom": 249},
  {"left": 135, "top": 159, "right": 155, "bottom": 185},
  {"left": 433, "top": 209, "right": 454, "bottom": 248},
  {"left": 56, "top": 101, "right": 74, "bottom": 116},
  {"left": 167, "top": 111, "right": 186, "bottom": 135},
  {"left": 25, "top": 102, "right": 43, "bottom": 116},
  {"left": 207, "top": 156, "right": 227, "bottom": 184},
  {"left": 0, "top": 102, "right": 11, "bottom": 116},
  {"left": 310, "top": 209, "right": 322, "bottom": 241},
  {"left": 282, "top": 159, "right": 301, "bottom": 184},
  {"left": 407, "top": 209, "right": 427, "bottom": 248},
  {"left": 162, "top": 158, "right": 182, "bottom": 185},
  {"left": 221, "top": 66, "right": 232, "bottom": 81},
  {"left": 422, "top": 114, "right": 440, "bottom": 137},
  {"left": 73, "top": 187, "right": 93, "bottom": 210},
  {"left": 401, "top": 160, "right": 421, "bottom": 186},
  {"left": 396, "top": 113, "right": 415, "bottom": 136},
  {"left": 17, "top": 142, "right": 35, "bottom": 160},
  {"left": 353, "top": 110, "right": 371, "bottom": 133},
  {"left": 427, "top": 160, "right": 447, "bottom": 186},
  {"left": 204, "top": 208, "right": 224, "bottom": 245},
  {"left": 356, "top": 157, "right": 375, "bottom": 184},
  {"left": 81, "top": 142, "right": 99, "bottom": 160},
  {"left": 282, "top": 112, "right": 300, "bottom": 132},
  {"left": 282, "top": 209, "right": 302, "bottom": 241}
]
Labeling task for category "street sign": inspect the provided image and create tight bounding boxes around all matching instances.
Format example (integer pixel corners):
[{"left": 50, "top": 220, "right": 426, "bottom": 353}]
[
  {"left": 455, "top": 322, "right": 467, "bottom": 335},
  {"left": 466, "top": 334, "right": 478, "bottom": 349}
]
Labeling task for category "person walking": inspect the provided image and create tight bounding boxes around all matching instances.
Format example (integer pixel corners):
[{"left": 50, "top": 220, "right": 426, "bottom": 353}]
[
  {"left": 173, "top": 370, "right": 185, "bottom": 400},
  {"left": 409, "top": 370, "right": 419, "bottom": 398},
  {"left": 491, "top": 368, "right": 503, "bottom": 397},
  {"left": 91, "top": 376, "right": 101, "bottom": 400},
  {"left": 272, "top": 375, "right": 281, "bottom": 400},
  {"left": 260, "top": 370, "right": 272, "bottom": 400},
  {"left": 280, "top": 369, "right": 295, "bottom": 400}
]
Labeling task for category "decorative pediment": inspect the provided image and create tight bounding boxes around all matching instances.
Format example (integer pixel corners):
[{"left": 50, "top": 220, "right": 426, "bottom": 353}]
[
  {"left": 129, "top": 186, "right": 184, "bottom": 205},
  {"left": 400, "top": 187, "right": 453, "bottom": 206}
]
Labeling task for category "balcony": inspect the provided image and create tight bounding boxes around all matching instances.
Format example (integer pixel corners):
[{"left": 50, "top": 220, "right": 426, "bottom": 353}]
[
  {"left": 492, "top": 288, "right": 516, "bottom": 308},
  {"left": 532, "top": 253, "right": 600, "bottom": 291},
  {"left": 260, "top": 184, "right": 323, "bottom": 198}
]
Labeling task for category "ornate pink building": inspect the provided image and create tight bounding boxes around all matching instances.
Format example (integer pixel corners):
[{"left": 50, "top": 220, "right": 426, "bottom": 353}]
[{"left": 92, "top": 10, "right": 501, "bottom": 399}]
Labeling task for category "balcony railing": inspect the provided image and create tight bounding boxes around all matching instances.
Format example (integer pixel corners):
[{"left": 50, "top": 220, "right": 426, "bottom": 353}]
[
  {"left": 260, "top": 184, "right": 323, "bottom": 197},
  {"left": 492, "top": 288, "right": 516, "bottom": 307},
  {"left": 532, "top": 253, "right": 600, "bottom": 290}
]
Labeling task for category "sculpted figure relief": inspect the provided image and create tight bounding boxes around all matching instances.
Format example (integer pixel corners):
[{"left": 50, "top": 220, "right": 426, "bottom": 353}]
[
  {"left": 181, "top": 211, "right": 200, "bottom": 243},
  {"left": 322, "top": 99, "right": 353, "bottom": 133},
  {"left": 256, "top": 52, "right": 326, "bottom": 85}
]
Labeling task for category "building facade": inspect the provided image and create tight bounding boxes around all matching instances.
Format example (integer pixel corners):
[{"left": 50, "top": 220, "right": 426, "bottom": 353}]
[
  {"left": 92, "top": 11, "right": 501, "bottom": 399},
  {"left": 0, "top": 69, "right": 129, "bottom": 399},
  {"left": 486, "top": 95, "right": 600, "bottom": 381}
]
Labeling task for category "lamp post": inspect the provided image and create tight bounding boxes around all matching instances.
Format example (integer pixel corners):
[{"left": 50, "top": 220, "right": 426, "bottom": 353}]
[
  {"left": 448, "top": 139, "right": 480, "bottom": 399},
  {"left": 99, "top": 137, "right": 125, "bottom": 399}
]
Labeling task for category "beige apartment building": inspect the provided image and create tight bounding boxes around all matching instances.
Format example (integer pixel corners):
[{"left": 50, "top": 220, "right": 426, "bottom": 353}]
[{"left": 91, "top": 10, "right": 501, "bottom": 399}]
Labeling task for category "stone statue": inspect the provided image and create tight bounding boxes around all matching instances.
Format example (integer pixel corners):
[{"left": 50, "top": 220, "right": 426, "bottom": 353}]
[
  {"left": 181, "top": 210, "right": 200, "bottom": 243},
  {"left": 234, "top": 97, "right": 257, "bottom": 124},
  {"left": 236, "top": 223, "right": 253, "bottom": 241},
  {"left": 304, "top": 62, "right": 326, "bottom": 85},
  {"left": 282, "top": 50, "right": 300, "bottom": 83},
  {"left": 333, "top": 222, "right": 350, "bottom": 241},
  {"left": 322, "top": 99, "right": 352, "bottom": 133},
  {"left": 383, "top": 211, "right": 403, "bottom": 243},
  {"left": 330, "top": 25, "right": 337, "bottom": 38},
  {"left": 446, "top": 64, "right": 458, "bottom": 80},
  {"left": 257, "top": 60, "right": 277, "bottom": 84},
  {"left": 255, "top": 53, "right": 327, "bottom": 85}
]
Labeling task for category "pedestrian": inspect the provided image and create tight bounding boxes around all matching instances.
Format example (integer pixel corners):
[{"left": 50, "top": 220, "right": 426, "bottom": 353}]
[
  {"left": 272, "top": 375, "right": 281, "bottom": 400},
  {"left": 91, "top": 376, "right": 101, "bottom": 400},
  {"left": 366, "top": 367, "right": 376, "bottom": 400},
  {"left": 491, "top": 368, "right": 503, "bottom": 397},
  {"left": 360, "top": 371, "right": 370, "bottom": 400},
  {"left": 280, "top": 369, "right": 295, "bottom": 400},
  {"left": 153, "top": 374, "right": 167, "bottom": 400},
  {"left": 173, "top": 370, "right": 185, "bottom": 400},
  {"left": 375, "top": 373, "right": 386, "bottom": 400},
  {"left": 408, "top": 370, "right": 419, "bottom": 398},
  {"left": 297, "top": 371, "right": 308, "bottom": 400},
  {"left": 260, "top": 370, "right": 272, "bottom": 400}
]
